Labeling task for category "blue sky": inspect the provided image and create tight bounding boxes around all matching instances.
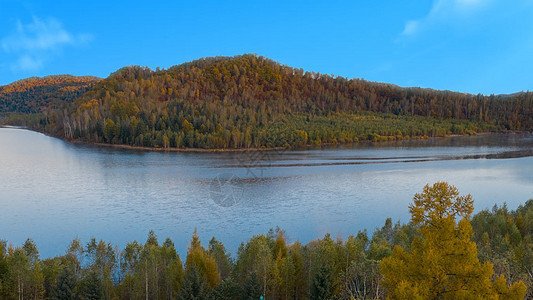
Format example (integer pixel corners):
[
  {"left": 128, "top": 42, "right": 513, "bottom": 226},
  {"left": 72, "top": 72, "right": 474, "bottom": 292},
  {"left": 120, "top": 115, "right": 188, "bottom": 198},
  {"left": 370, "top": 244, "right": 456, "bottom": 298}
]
[{"left": 1, "top": 0, "right": 532, "bottom": 95}]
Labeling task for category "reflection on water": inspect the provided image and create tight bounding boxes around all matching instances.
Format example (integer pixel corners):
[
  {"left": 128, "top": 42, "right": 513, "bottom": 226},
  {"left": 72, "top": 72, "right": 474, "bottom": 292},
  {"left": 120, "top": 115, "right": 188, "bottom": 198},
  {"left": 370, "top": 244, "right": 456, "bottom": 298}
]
[{"left": 1, "top": 128, "right": 533, "bottom": 257}]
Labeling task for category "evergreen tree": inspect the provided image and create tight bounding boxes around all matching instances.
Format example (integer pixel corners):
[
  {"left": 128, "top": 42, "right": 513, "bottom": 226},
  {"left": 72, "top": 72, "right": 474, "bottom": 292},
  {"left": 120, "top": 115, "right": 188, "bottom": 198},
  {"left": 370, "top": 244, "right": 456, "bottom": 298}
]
[
  {"left": 310, "top": 265, "right": 335, "bottom": 300},
  {"left": 160, "top": 237, "right": 184, "bottom": 299},
  {"left": 0, "top": 241, "right": 8, "bottom": 298},
  {"left": 208, "top": 237, "right": 232, "bottom": 281},
  {"left": 77, "top": 271, "right": 103, "bottom": 300},
  {"left": 51, "top": 266, "right": 77, "bottom": 300},
  {"left": 209, "top": 278, "right": 242, "bottom": 300},
  {"left": 241, "top": 272, "right": 261, "bottom": 300},
  {"left": 175, "top": 265, "right": 209, "bottom": 300}
]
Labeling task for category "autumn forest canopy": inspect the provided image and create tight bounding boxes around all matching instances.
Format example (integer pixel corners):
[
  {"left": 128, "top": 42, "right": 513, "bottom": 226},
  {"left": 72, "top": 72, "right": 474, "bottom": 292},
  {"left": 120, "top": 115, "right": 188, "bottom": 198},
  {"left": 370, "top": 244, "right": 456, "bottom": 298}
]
[{"left": 1, "top": 54, "right": 532, "bottom": 149}]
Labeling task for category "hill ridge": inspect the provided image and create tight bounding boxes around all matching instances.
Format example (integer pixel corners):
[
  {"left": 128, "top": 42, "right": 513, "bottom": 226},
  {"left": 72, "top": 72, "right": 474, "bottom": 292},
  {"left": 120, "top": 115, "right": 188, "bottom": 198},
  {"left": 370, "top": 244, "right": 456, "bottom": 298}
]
[{"left": 3, "top": 54, "right": 533, "bottom": 149}]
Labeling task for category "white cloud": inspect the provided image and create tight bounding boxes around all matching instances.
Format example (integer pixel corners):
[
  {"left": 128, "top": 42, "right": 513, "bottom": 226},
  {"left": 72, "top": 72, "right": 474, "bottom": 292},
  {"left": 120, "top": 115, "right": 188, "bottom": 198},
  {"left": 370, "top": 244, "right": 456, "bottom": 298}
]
[
  {"left": 1, "top": 16, "right": 92, "bottom": 72},
  {"left": 399, "top": 0, "right": 492, "bottom": 38},
  {"left": 13, "top": 55, "right": 44, "bottom": 71},
  {"left": 401, "top": 20, "right": 421, "bottom": 36}
]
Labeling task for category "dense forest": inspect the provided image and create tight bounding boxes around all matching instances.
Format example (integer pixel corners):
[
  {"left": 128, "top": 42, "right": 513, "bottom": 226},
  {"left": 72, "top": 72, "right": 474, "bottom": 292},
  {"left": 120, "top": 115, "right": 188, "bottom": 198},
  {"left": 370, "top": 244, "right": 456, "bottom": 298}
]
[
  {"left": 2, "top": 54, "right": 532, "bottom": 149},
  {"left": 0, "top": 75, "right": 101, "bottom": 131},
  {"left": 0, "top": 75, "right": 101, "bottom": 114},
  {"left": 0, "top": 183, "right": 530, "bottom": 299}
]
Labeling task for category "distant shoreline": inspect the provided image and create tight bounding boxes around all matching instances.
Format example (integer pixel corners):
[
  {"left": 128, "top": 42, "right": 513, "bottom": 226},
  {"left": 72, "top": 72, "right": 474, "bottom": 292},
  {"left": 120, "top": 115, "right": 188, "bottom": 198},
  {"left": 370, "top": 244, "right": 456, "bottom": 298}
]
[
  {"left": 71, "top": 135, "right": 458, "bottom": 152},
  {"left": 0, "top": 124, "right": 27, "bottom": 129},
  {"left": 2, "top": 125, "right": 530, "bottom": 153},
  {"left": 88, "top": 142, "right": 286, "bottom": 152},
  {"left": 75, "top": 131, "right": 531, "bottom": 153}
]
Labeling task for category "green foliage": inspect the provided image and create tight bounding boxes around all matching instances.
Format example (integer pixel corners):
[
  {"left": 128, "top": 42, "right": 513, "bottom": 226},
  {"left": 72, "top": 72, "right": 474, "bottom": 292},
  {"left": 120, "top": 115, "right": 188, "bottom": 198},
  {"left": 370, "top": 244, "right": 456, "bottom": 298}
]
[
  {"left": 84, "top": 238, "right": 115, "bottom": 299},
  {"left": 472, "top": 200, "right": 533, "bottom": 298},
  {"left": 130, "top": 231, "right": 184, "bottom": 300},
  {"left": 208, "top": 237, "right": 233, "bottom": 281},
  {"left": 4, "top": 240, "right": 45, "bottom": 300},
  {"left": 42, "top": 257, "right": 63, "bottom": 299},
  {"left": 77, "top": 271, "right": 103, "bottom": 300},
  {"left": 0, "top": 241, "right": 8, "bottom": 298},
  {"left": 240, "top": 272, "right": 261, "bottom": 300},
  {"left": 50, "top": 266, "right": 77, "bottom": 300},
  {"left": 311, "top": 265, "right": 335, "bottom": 300},
  {"left": 0, "top": 185, "right": 531, "bottom": 298},
  {"left": 7, "top": 247, "right": 30, "bottom": 299},
  {"left": 233, "top": 234, "right": 274, "bottom": 296},
  {"left": 30, "top": 54, "right": 529, "bottom": 149},
  {"left": 175, "top": 265, "right": 209, "bottom": 300},
  {"left": 208, "top": 278, "right": 242, "bottom": 300}
]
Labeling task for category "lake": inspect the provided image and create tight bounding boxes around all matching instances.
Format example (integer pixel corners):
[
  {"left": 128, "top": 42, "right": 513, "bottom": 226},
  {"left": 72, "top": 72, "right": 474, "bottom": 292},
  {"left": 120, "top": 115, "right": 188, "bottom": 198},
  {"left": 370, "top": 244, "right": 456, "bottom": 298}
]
[{"left": 1, "top": 127, "right": 533, "bottom": 258}]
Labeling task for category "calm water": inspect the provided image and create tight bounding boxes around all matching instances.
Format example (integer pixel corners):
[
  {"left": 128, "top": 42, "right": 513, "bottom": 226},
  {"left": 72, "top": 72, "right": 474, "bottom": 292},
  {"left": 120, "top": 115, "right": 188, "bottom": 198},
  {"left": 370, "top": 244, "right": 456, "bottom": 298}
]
[{"left": 1, "top": 127, "right": 533, "bottom": 258}]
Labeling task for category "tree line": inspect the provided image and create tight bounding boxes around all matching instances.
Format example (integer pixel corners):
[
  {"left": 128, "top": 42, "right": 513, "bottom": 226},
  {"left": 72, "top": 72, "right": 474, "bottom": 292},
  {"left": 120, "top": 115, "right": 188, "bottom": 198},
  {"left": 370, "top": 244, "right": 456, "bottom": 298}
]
[
  {"left": 0, "top": 75, "right": 100, "bottom": 114},
  {"left": 3, "top": 54, "right": 532, "bottom": 149},
  {"left": 0, "top": 183, "right": 530, "bottom": 299},
  {"left": 58, "top": 54, "right": 533, "bottom": 149}
]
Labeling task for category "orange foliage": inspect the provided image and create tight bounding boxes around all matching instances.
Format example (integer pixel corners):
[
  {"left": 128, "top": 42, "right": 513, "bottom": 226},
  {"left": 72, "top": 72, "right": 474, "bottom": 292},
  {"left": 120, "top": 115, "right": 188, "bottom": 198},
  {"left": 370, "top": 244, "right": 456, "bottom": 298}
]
[{"left": 0, "top": 75, "right": 99, "bottom": 96}]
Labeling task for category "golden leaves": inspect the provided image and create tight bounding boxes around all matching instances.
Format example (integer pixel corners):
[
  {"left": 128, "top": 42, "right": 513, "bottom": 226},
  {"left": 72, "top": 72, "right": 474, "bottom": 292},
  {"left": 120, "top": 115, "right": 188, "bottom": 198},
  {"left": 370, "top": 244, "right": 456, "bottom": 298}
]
[{"left": 382, "top": 182, "right": 527, "bottom": 299}]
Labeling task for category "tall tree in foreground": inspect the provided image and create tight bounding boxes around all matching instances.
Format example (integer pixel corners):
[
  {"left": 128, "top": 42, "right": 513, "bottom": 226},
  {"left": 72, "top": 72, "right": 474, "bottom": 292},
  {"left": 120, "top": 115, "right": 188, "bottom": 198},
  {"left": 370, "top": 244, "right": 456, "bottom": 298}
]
[
  {"left": 50, "top": 266, "right": 77, "bottom": 300},
  {"left": 310, "top": 264, "right": 335, "bottom": 300},
  {"left": 175, "top": 265, "right": 209, "bottom": 300},
  {"left": 184, "top": 230, "right": 219, "bottom": 290},
  {"left": 381, "top": 182, "right": 527, "bottom": 299},
  {"left": 240, "top": 272, "right": 262, "bottom": 300},
  {"left": 77, "top": 270, "right": 103, "bottom": 300},
  {"left": 0, "top": 241, "right": 9, "bottom": 298}
]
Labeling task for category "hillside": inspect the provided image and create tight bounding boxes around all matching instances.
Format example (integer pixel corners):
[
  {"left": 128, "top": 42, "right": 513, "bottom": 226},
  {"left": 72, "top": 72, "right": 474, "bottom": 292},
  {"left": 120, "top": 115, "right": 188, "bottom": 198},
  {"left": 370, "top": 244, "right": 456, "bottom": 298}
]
[
  {"left": 0, "top": 75, "right": 101, "bottom": 114},
  {"left": 6, "top": 54, "right": 533, "bottom": 149}
]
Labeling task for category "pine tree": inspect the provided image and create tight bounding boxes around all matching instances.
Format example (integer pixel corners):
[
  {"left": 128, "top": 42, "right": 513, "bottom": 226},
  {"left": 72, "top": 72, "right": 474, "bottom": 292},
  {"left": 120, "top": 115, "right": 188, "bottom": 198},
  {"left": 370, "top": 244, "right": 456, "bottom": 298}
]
[
  {"left": 310, "top": 265, "right": 335, "bottom": 300},
  {"left": 209, "top": 278, "right": 242, "bottom": 300},
  {"left": 208, "top": 237, "right": 232, "bottom": 281},
  {"left": 51, "top": 267, "right": 77, "bottom": 300},
  {"left": 241, "top": 272, "right": 261, "bottom": 300},
  {"left": 175, "top": 265, "right": 209, "bottom": 300},
  {"left": 0, "top": 241, "right": 8, "bottom": 298},
  {"left": 77, "top": 271, "right": 103, "bottom": 300}
]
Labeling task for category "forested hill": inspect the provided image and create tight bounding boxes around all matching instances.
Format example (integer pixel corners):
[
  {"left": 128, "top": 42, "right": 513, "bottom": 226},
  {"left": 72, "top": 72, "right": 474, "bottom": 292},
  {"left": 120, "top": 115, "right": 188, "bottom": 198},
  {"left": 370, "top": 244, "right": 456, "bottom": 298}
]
[
  {"left": 0, "top": 75, "right": 101, "bottom": 114},
  {"left": 16, "top": 54, "right": 533, "bottom": 148}
]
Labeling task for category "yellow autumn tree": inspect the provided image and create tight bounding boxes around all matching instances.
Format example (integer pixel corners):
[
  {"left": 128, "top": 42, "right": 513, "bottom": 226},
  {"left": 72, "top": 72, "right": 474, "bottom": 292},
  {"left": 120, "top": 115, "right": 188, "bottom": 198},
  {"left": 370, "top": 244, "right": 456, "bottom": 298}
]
[
  {"left": 381, "top": 182, "right": 526, "bottom": 299},
  {"left": 184, "top": 229, "right": 220, "bottom": 289}
]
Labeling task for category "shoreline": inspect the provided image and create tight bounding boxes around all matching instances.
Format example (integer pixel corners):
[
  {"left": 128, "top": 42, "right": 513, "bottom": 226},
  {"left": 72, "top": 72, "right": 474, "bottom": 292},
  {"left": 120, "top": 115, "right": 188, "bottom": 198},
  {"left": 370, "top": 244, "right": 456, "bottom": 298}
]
[
  {"left": 70, "top": 135, "right": 470, "bottom": 152},
  {"left": 64, "top": 131, "right": 530, "bottom": 153},
  {"left": 2, "top": 125, "right": 531, "bottom": 153},
  {"left": 88, "top": 141, "right": 286, "bottom": 152},
  {"left": 0, "top": 124, "right": 27, "bottom": 129}
]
